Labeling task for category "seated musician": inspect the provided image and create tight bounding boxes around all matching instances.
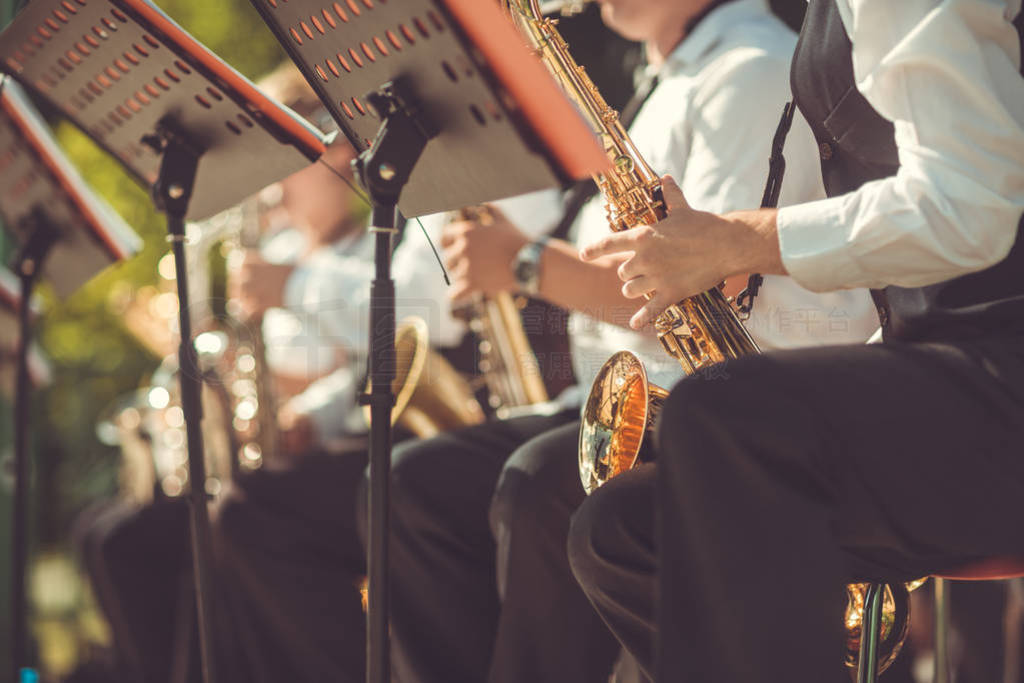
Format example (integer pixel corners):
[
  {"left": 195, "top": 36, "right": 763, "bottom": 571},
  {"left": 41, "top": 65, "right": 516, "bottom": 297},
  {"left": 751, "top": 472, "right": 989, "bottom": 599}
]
[
  {"left": 67, "top": 62, "right": 375, "bottom": 683},
  {"left": 361, "top": 2, "right": 884, "bottom": 683},
  {"left": 571, "top": 0, "right": 1024, "bottom": 681}
]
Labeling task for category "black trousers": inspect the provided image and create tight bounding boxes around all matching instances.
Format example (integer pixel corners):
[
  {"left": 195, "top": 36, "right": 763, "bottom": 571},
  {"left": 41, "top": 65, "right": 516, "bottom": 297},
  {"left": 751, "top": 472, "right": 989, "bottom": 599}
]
[
  {"left": 212, "top": 449, "right": 369, "bottom": 683},
  {"left": 75, "top": 448, "right": 373, "bottom": 683},
  {"left": 569, "top": 337, "right": 1024, "bottom": 683},
  {"left": 357, "top": 410, "right": 625, "bottom": 683},
  {"left": 74, "top": 498, "right": 195, "bottom": 683}
]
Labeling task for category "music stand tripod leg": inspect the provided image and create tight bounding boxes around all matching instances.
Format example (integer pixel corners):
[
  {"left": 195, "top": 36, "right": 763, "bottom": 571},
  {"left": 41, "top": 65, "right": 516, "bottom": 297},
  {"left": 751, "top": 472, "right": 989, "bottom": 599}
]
[
  {"left": 353, "top": 78, "right": 436, "bottom": 683},
  {"left": 364, "top": 203, "right": 397, "bottom": 683},
  {"left": 149, "top": 127, "right": 220, "bottom": 683},
  {"left": 10, "top": 211, "right": 57, "bottom": 683}
]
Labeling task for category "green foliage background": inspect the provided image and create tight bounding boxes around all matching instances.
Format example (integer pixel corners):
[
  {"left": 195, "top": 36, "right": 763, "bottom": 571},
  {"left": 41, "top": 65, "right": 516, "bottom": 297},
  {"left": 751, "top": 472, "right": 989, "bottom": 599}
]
[{"left": 0, "top": 0, "right": 284, "bottom": 674}]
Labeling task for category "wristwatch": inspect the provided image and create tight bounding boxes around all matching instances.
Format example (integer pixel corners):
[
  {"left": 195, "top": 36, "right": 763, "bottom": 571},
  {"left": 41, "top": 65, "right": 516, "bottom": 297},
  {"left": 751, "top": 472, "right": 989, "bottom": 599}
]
[{"left": 511, "top": 237, "right": 549, "bottom": 296}]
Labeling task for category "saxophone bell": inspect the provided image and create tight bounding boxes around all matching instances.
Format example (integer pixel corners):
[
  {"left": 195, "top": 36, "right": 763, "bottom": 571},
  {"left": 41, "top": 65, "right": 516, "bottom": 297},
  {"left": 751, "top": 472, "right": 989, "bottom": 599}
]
[
  {"left": 844, "top": 582, "right": 915, "bottom": 675},
  {"left": 579, "top": 351, "right": 667, "bottom": 494},
  {"left": 363, "top": 316, "right": 486, "bottom": 438}
]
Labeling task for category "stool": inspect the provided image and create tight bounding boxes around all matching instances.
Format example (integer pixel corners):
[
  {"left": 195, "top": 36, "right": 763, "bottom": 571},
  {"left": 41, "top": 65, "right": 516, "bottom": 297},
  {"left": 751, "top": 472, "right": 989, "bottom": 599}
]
[{"left": 857, "top": 558, "right": 1024, "bottom": 683}]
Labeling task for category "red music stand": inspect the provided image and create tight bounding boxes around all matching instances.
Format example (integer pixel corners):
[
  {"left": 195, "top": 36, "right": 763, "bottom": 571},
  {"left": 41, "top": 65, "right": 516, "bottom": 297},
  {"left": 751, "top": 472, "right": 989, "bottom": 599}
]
[
  {"left": 248, "top": 1, "right": 609, "bottom": 681},
  {"left": 0, "top": 4, "right": 331, "bottom": 681},
  {"left": 0, "top": 75, "right": 141, "bottom": 683}
]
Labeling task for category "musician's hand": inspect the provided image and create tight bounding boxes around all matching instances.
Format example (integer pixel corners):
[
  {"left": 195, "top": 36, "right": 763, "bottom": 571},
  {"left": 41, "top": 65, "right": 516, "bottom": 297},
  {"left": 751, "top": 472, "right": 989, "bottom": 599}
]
[
  {"left": 278, "top": 404, "right": 315, "bottom": 457},
  {"left": 231, "top": 252, "right": 293, "bottom": 319},
  {"left": 579, "top": 176, "right": 783, "bottom": 330},
  {"left": 441, "top": 207, "right": 529, "bottom": 302}
]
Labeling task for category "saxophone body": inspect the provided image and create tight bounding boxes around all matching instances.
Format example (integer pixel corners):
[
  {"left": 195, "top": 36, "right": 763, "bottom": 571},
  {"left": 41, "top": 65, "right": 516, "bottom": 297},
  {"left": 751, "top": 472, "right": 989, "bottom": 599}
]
[
  {"left": 504, "top": 2, "right": 915, "bottom": 675},
  {"left": 502, "top": 0, "right": 759, "bottom": 494},
  {"left": 450, "top": 206, "right": 550, "bottom": 416}
]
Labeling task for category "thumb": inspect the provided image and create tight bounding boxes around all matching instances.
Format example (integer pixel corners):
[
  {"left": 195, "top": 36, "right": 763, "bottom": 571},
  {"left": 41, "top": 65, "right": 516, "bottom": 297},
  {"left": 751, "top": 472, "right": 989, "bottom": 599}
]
[{"left": 659, "top": 175, "right": 689, "bottom": 214}]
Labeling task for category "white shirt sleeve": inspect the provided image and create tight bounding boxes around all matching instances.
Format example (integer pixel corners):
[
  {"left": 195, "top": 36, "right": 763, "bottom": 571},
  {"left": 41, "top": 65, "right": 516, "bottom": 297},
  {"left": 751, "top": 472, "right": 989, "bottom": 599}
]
[
  {"left": 684, "top": 44, "right": 880, "bottom": 347},
  {"left": 778, "top": 0, "right": 1024, "bottom": 292}
]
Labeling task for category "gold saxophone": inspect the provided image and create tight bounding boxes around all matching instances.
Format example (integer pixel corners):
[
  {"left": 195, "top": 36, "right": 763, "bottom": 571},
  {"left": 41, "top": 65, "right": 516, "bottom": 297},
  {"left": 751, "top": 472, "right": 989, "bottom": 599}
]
[
  {"left": 503, "top": 0, "right": 917, "bottom": 674},
  {"left": 450, "top": 206, "right": 550, "bottom": 416},
  {"left": 501, "top": 0, "right": 759, "bottom": 495}
]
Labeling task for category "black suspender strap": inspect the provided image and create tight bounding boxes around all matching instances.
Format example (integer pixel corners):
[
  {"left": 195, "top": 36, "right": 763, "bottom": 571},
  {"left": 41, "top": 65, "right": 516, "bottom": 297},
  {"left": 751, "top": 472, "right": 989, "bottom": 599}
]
[{"left": 736, "top": 100, "right": 796, "bottom": 316}]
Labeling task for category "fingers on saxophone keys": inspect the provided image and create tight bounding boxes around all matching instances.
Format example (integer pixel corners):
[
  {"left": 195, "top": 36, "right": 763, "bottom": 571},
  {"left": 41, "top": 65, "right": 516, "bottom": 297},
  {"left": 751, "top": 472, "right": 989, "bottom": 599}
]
[
  {"left": 630, "top": 296, "right": 668, "bottom": 331},
  {"left": 617, "top": 251, "right": 649, "bottom": 281},
  {"left": 579, "top": 225, "right": 653, "bottom": 262},
  {"left": 444, "top": 243, "right": 467, "bottom": 272},
  {"left": 659, "top": 174, "right": 690, "bottom": 213},
  {"left": 621, "top": 275, "right": 654, "bottom": 300}
]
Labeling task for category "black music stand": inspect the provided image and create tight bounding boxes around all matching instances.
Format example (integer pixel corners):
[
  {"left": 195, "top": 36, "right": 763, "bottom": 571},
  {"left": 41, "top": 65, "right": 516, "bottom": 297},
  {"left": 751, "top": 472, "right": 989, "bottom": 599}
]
[
  {"left": 0, "top": 75, "right": 141, "bottom": 683},
  {"left": 0, "top": 5, "right": 331, "bottom": 681},
  {"left": 248, "top": 1, "right": 609, "bottom": 680},
  {"left": 0, "top": 267, "right": 51, "bottom": 402}
]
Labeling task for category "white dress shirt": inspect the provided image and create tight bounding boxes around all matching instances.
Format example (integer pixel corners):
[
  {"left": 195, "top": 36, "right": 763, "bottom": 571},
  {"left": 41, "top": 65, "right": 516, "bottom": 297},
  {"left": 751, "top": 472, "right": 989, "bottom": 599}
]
[
  {"left": 264, "top": 229, "right": 374, "bottom": 445},
  {"left": 571, "top": 0, "right": 880, "bottom": 398},
  {"left": 778, "top": 0, "right": 1024, "bottom": 291}
]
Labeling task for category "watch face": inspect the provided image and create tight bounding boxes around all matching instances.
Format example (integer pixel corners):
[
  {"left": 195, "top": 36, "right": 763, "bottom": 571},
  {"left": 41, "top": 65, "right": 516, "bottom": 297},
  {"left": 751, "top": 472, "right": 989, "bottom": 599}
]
[{"left": 514, "top": 259, "right": 537, "bottom": 285}]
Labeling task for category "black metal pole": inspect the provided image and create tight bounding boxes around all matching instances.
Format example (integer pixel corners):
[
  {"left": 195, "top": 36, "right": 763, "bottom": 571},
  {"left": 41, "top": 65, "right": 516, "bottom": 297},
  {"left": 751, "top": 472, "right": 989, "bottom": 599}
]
[
  {"left": 151, "top": 130, "right": 218, "bottom": 683},
  {"left": 11, "top": 263, "right": 36, "bottom": 683},
  {"left": 167, "top": 213, "right": 219, "bottom": 683},
  {"left": 366, "top": 202, "right": 397, "bottom": 683},
  {"left": 10, "top": 216, "right": 56, "bottom": 683}
]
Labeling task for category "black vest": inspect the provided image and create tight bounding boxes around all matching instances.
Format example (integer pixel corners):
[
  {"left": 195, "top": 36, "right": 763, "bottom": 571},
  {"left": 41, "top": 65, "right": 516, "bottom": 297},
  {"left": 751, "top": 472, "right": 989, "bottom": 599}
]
[{"left": 790, "top": 0, "right": 1024, "bottom": 341}]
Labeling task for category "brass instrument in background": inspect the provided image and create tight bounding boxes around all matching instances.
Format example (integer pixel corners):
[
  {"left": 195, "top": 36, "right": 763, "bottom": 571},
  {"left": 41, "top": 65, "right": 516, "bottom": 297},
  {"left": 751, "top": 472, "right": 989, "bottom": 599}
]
[
  {"left": 221, "top": 196, "right": 280, "bottom": 470},
  {"left": 463, "top": 291, "right": 549, "bottom": 415},
  {"left": 109, "top": 201, "right": 276, "bottom": 502},
  {"left": 366, "top": 316, "right": 485, "bottom": 438},
  {"left": 503, "top": 0, "right": 919, "bottom": 674},
  {"left": 102, "top": 357, "right": 236, "bottom": 504},
  {"left": 450, "top": 207, "right": 550, "bottom": 417}
]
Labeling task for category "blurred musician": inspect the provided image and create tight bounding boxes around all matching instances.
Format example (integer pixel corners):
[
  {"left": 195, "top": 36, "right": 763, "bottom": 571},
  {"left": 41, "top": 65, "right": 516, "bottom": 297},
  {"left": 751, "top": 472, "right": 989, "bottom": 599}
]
[
  {"left": 69, "top": 63, "right": 374, "bottom": 683},
  {"left": 361, "top": 2, "right": 883, "bottom": 683},
  {"left": 570, "top": 1, "right": 1024, "bottom": 681}
]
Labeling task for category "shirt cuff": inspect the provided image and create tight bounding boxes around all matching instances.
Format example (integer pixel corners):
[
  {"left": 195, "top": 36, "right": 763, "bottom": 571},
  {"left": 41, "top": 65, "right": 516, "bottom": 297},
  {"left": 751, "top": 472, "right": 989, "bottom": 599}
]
[{"left": 776, "top": 195, "right": 866, "bottom": 293}]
